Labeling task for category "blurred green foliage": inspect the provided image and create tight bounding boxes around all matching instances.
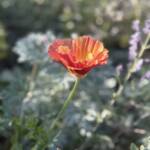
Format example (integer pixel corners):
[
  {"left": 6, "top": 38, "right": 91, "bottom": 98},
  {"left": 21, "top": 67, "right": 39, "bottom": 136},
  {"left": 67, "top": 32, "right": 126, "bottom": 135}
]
[
  {"left": 0, "top": 31, "right": 150, "bottom": 150},
  {"left": 0, "top": 23, "right": 8, "bottom": 59},
  {"left": 0, "top": 0, "right": 150, "bottom": 149},
  {"left": 0, "top": 0, "right": 150, "bottom": 47}
]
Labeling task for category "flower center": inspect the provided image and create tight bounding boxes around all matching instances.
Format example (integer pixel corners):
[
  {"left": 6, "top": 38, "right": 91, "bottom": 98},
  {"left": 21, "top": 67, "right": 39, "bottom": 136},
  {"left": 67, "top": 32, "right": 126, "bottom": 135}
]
[
  {"left": 86, "top": 52, "right": 93, "bottom": 61},
  {"left": 57, "top": 46, "right": 70, "bottom": 54}
]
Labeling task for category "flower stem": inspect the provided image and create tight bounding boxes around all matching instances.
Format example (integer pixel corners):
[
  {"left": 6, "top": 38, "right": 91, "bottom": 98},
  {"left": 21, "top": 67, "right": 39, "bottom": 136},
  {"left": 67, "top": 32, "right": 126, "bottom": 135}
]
[{"left": 49, "top": 78, "right": 80, "bottom": 132}]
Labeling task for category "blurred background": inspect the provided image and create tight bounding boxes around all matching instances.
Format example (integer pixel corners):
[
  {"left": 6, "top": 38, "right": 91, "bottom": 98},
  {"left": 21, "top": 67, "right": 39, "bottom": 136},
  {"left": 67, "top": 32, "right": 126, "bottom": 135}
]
[
  {"left": 0, "top": 0, "right": 150, "bottom": 68},
  {"left": 0, "top": 0, "right": 150, "bottom": 150}
]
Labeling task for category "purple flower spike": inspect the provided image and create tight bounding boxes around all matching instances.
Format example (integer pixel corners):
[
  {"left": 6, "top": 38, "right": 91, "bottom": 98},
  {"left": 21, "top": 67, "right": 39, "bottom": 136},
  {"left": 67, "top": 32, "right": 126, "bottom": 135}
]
[
  {"left": 144, "top": 59, "right": 150, "bottom": 63},
  {"left": 129, "top": 32, "right": 141, "bottom": 45},
  {"left": 128, "top": 32, "right": 141, "bottom": 60},
  {"left": 132, "top": 20, "right": 140, "bottom": 31},
  {"left": 128, "top": 21, "right": 141, "bottom": 61},
  {"left": 129, "top": 47, "right": 137, "bottom": 60},
  {"left": 143, "top": 19, "right": 150, "bottom": 34},
  {"left": 139, "top": 71, "right": 150, "bottom": 87},
  {"left": 142, "top": 71, "right": 150, "bottom": 80},
  {"left": 145, "top": 71, "right": 150, "bottom": 79}
]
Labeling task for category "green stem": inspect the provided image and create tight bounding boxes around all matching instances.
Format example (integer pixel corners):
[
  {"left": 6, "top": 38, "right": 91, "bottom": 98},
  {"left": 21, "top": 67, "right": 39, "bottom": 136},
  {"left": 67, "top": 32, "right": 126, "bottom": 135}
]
[
  {"left": 49, "top": 78, "right": 80, "bottom": 132},
  {"left": 34, "top": 78, "right": 80, "bottom": 149}
]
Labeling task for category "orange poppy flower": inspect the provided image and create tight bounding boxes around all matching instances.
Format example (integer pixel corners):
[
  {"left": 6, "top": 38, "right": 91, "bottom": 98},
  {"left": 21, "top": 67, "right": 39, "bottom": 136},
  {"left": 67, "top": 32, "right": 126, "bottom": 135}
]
[{"left": 48, "top": 36, "right": 109, "bottom": 78}]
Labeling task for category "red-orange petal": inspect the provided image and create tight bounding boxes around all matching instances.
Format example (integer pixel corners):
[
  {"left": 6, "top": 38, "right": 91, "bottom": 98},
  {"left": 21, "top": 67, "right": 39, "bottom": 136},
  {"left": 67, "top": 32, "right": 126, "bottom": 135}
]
[{"left": 48, "top": 36, "right": 109, "bottom": 78}]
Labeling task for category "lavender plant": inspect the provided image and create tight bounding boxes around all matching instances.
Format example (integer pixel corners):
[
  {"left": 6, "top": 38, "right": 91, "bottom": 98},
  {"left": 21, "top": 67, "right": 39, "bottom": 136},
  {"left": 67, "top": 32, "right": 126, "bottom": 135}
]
[{"left": 112, "top": 19, "right": 150, "bottom": 102}]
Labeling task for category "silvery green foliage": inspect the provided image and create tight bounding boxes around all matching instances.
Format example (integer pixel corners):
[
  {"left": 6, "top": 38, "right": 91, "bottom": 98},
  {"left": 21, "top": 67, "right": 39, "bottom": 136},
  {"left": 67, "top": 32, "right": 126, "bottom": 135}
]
[
  {"left": 0, "top": 68, "right": 27, "bottom": 117},
  {"left": 21, "top": 64, "right": 75, "bottom": 119},
  {"left": 13, "top": 31, "right": 55, "bottom": 64},
  {"left": 130, "top": 143, "right": 138, "bottom": 150},
  {"left": 130, "top": 137, "right": 150, "bottom": 150},
  {"left": 1, "top": 30, "right": 150, "bottom": 150},
  {"left": 1, "top": 30, "right": 118, "bottom": 149},
  {"left": 141, "top": 137, "right": 150, "bottom": 150}
]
